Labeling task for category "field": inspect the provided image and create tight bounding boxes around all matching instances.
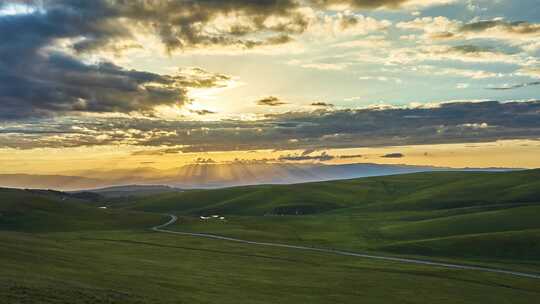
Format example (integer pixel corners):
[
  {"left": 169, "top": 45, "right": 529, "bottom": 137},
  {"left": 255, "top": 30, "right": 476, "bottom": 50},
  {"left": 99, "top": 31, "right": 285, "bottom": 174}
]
[
  {"left": 1, "top": 170, "right": 540, "bottom": 303},
  {"left": 127, "top": 170, "right": 540, "bottom": 272}
]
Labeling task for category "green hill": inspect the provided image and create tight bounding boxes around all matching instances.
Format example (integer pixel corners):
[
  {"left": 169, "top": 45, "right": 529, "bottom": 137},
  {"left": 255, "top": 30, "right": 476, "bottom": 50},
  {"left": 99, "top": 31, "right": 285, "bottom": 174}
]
[
  {"left": 0, "top": 188, "right": 163, "bottom": 232},
  {"left": 125, "top": 170, "right": 540, "bottom": 269},
  {"left": 127, "top": 170, "right": 540, "bottom": 215}
]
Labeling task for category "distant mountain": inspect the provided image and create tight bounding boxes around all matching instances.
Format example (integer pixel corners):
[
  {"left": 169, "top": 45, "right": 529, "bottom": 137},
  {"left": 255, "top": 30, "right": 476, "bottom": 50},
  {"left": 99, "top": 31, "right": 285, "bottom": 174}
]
[
  {"left": 150, "top": 163, "right": 515, "bottom": 188},
  {"left": 0, "top": 163, "right": 517, "bottom": 191},
  {"left": 0, "top": 174, "right": 109, "bottom": 191},
  {"left": 158, "top": 163, "right": 443, "bottom": 188},
  {"left": 79, "top": 185, "right": 182, "bottom": 198}
]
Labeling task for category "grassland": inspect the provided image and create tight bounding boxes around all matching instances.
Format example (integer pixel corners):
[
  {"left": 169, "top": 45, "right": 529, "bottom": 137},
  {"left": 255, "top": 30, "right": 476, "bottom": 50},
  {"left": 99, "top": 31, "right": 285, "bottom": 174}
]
[
  {"left": 126, "top": 170, "right": 540, "bottom": 272},
  {"left": 2, "top": 230, "right": 540, "bottom": 303},
  {"left": 1, "top": 170, "right": 540, "bottom": 303},
  {"left": 0, "top": 188, "right": 164, "bottom": 232}
]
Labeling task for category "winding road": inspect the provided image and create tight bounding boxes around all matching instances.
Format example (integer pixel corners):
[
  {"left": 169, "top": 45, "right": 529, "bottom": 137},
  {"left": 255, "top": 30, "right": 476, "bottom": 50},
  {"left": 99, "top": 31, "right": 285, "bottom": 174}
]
[{"left": 152, "top": 214, "right": 540, "bottom": 280}]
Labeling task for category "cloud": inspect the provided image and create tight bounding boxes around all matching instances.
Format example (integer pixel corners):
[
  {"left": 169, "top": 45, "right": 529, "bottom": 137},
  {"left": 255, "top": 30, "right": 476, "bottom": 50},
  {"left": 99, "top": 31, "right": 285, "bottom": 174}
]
[
  {"left": 397, "top": 16, "right": 461, "bottom": 37},
  {"left": 6, "top": 1, "right": 524, "bottom": 121},
  {"left": 339, "top": 154, "right": 363, "bottom": 159},
  {"left": 313, "top": 0, "right": 456, "bottom": 10},
  {"left": 304, "top": 12, "right": 392, "bottom": 38},
  {"left": 332, "top": 35, "right": 391, "bottom": 48},
  {"left": 77, "top": 0, "right": 306, "bottom": 51},
  {"left": 413, "top": 65, "right": 503, "bottom": 79},
  {"left": 175, "top": 68, "right": 232, "bottom": 88},
  {"left": 311, "top": 102, "right": 335, "bottom": 107},
  {"left": 397, "top": 17, "right": 540, "bottom": 51},
  {"left": 301, "top": 148, "right": 318, "bottom": 156},
  {"left": 191, "top": 109, "right": 217, "bottom": 116},
  {"left": 2, "top": 0, "right": 397, "bottom": 56},
  {"left": 517, "top": 67, "right": 540, "bottom": 78},
  {"left": 3, "top": 0, "right": 398, "bottom": 118},
  {"left": 388, "top": 44, "right": 527, "bottom": 65},
  {"left": 459, "top": 122, "right": 489, "bottom": 129},
  {"left": 359, "top": 76, "right": 403, "bottom": 83},
  {"left": 279, "top": 151, "right": 334, "bottom": 161},
  {"left": 381, "top": 153, "right": 404, "bottom": 158},
  {"left": 460, "top": 20, "right": 540, "bottom": 44},
  {"left": 287, "top": 60, "right": 350, "bottom": 71},
  {"left": 3, "top": 100, "right": 540, "bottom": 151},
  {"left": 487, "top": 82, "right": 540, "bottom": 90},
  {"left": 194, "top": 158, "right": 217, "bottom": 164},
  {"left": 0, "top": 2, "right": 241, "bottom": 118},
  {"left": 256, "top": 96, "right": 288, "bottom": 106}
]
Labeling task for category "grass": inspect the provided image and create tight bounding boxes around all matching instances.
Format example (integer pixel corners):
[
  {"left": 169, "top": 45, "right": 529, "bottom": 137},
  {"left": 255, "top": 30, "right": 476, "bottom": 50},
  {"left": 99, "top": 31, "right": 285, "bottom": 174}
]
[
  {"left": 127, "top": 170, "right": 540, "bottom": 215},
  {"left": 1, "top": 170, "right": 540, "bottom": 302},
  {"left": 379, "top": 205, "right": 540, "bottom": 240},
  {"left": 1, "top": 230, "right": 540, "bottom": 303},
  {"left": 124, "top": 170, "right": 540, "bottom": 272},
  {"left": 380, "top": 229, "right": 540, "bottom": 260},
  {"left": 0, "top": 188, "right": 164, "bottom": 232}
]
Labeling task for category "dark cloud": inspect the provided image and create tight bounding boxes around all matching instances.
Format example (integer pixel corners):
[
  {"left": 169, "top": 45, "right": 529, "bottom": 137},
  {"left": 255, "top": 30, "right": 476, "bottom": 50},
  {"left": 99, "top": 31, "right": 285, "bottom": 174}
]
[
  {"left": 487, "top": 82, "right": 540, "bottom": 90},
  {"left": 191, "top": 109, "right": 217, "bottom": 115},
  {"left": 257, "top": 96, "right": 288, "bottom": 106},
  {"left": 2, "top": 101, "right": 540, "bottom": 151},
  {"left": 311, "top": 102, "right": 335, "bottom": 107},
  {"left": 3, "top": 0, "right": 425, "bottom": 57},
  {"left": 194, "top": 158, "right": 217, "bottom": 164},
  {"left": 176, "top": 68, "right": 231, "bottom": 88},
  {"left": 450, "top": 44, "right": 494, "bottom": 54},
  {"left": 460, "top": 20, "right": 540, "bottom": 35},
  {"left": 339, "top": 154, "right": 362, "bottom": 159},
  {"left": 381, "top": 153, "right": 404, "bottom": 158},
  {"left": 0, "top": 0, "right": 311, "bottom": 119},
  {"left": 0, "top": 2, "right": 238, "bottom": 118},
  {"left": 17, "top": 0, "right": 306, "bottom": 52},
  {"left": 279, "top": 151, "right": 334, "bottom": 161},
  {"left": 131, "top": 147, "right": 184, "bottom": 156},
  {"left": 313, "top": 0, "right": 416, "bottom": 9},
  {"left": 301, "top": 148, "right": 318, "bottom": 156}
]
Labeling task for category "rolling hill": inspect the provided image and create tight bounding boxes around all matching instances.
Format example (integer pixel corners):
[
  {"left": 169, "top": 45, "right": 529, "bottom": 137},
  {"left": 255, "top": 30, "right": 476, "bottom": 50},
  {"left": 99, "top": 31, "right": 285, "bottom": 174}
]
[
  {"left": 127, "top": 170, "right": 540, "bottom": 215},
  {"left": 124, "top": 170, "right": 540, "bottom": 270},
  {"left": 0, "top": 188, "right": 163, "bottom": 232}
]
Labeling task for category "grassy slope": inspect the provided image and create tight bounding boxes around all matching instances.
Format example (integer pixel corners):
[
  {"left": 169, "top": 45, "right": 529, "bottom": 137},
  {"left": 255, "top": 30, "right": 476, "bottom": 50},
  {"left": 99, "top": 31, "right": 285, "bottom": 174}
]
[
  {"left": 1, "top": 230, "right": 539, "bottom": 304},
  {"left": 125, "top": 170, "right": 540, "bottom": 270},
  {"left": 128, "top": 170, "right": 540, "bottom": 215},
  {"left": 0, "top": 188, "right": 163, "bottom": 232}
]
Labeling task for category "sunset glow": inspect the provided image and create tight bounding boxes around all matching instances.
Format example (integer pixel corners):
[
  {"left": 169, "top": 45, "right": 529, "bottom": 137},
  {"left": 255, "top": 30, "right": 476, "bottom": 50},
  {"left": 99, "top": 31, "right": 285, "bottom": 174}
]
[{"left": 0, "top": 0, "right": 539, "bottom": 187}]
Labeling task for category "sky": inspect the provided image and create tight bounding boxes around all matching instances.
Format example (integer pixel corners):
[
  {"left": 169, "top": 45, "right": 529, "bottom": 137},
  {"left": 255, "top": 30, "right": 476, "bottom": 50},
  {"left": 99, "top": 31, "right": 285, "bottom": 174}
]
[{"left": 0, "top": 0, "right": 539, "bottom": 175}]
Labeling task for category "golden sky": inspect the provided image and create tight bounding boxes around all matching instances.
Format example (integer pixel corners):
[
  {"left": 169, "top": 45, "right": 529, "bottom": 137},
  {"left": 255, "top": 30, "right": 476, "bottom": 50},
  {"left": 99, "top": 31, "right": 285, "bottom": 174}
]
[{"left": 1, "top": 139, "right": 538, "bottom": 176}]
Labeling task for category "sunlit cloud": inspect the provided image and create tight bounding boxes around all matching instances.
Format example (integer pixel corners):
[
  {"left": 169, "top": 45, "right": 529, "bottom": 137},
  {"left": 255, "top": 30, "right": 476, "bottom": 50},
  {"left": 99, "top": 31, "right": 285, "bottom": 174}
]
[{"left": 0, "top": 2, "right": 38, "bottom": 16}]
